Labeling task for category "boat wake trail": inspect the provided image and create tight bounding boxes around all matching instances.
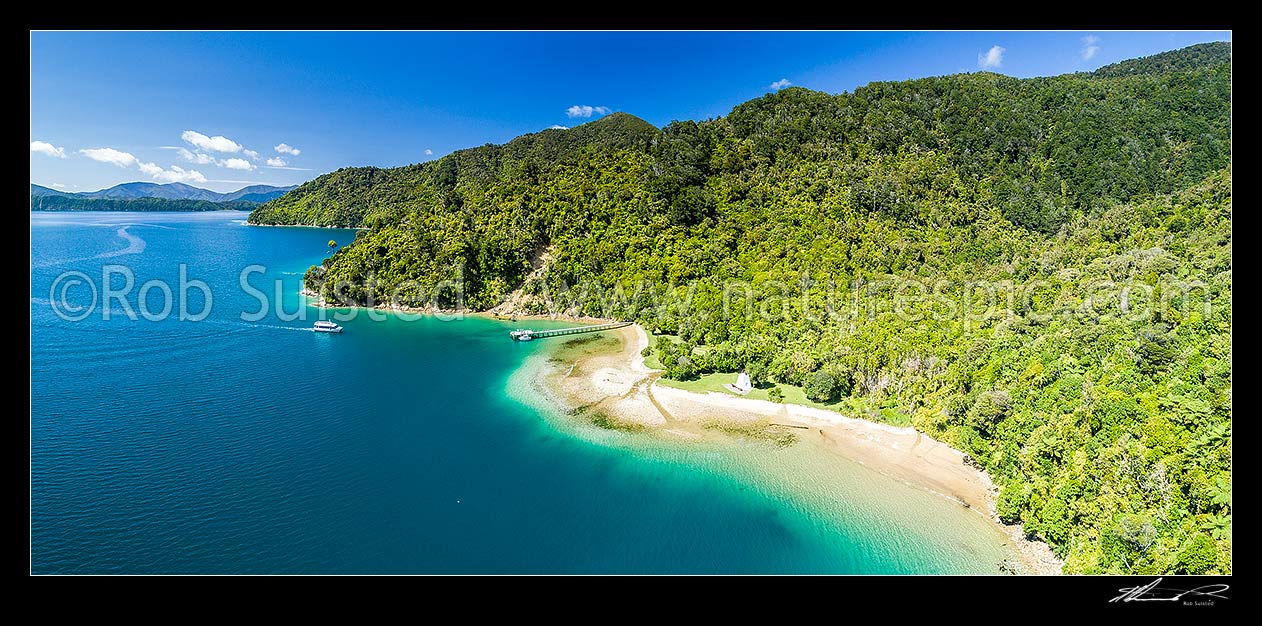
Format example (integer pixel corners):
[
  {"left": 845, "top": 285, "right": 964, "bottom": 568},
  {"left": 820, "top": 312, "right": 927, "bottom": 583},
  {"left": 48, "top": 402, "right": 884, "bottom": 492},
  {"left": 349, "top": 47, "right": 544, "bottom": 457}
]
[
  {"left": 33, "top": 226, "right": 147, "bottom": 268},
  {"left": 248, "top": 323, "right": 315, "bottom": 332},
  {"left": 30, "top": 297, "right": 147, "bottom": 322},
  {"left": 96, "top": 227, "right": 146, "bottom": 258},
  {"left": 29, "top": 309, "right": 317, "bottom": 333},
  {"left": 198, "top": 319, "right": 315, "bottom": 332}
]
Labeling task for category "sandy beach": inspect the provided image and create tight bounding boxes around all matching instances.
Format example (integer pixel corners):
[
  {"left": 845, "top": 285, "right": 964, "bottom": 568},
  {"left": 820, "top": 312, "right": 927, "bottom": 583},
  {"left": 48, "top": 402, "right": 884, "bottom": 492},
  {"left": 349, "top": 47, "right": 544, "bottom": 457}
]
[{"left": 537, "top": 323, "right": 1063, "bottom": 575}]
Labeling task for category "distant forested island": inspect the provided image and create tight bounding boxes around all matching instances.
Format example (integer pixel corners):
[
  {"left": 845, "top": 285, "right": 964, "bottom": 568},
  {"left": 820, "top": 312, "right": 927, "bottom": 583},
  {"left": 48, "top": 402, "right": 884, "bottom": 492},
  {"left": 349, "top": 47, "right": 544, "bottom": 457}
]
[
  {"left": 31, "top": 195, "right": 260, "bottom": 212},
  {"left": 31, "top": 182, "right": 296, "bottom": 212},
  {"left": 250, "top": 43, "right": 1233, "bottom": 574}
]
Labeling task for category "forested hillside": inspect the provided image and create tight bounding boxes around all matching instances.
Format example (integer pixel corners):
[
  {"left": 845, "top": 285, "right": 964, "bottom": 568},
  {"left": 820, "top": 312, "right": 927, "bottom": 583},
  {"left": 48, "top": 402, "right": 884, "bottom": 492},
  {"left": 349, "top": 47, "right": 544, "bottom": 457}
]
[
  {"left": 247, "top": 113, "right": 656, "bottom": 227},
  {"left": 252, "top": 42, "right": 1232, "bottom": 573}
]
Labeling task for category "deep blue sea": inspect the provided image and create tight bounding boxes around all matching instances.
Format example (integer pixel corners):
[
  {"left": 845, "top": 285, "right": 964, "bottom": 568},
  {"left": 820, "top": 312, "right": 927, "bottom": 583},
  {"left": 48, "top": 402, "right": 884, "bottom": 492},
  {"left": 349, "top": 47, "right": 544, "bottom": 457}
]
[{"left": 31, "top": 211, "right": 1013, "bottom": 574}]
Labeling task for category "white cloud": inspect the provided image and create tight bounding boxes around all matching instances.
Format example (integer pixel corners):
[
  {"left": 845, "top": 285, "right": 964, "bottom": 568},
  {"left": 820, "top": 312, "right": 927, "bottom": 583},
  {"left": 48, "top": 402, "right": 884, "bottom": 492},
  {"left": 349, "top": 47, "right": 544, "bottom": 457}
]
[
  {"left": 424, "top": 149, "right": 433, "bottom": 156},
  {"left": 80, "top": 147, "right": 138, "bottom": 168},
  {"left": 31, "top": 141, "right": 66, "bottom": 158},
  {"left": 51, "top": 183, "right": 67, "bottom": 189},
  {"left": 1081, "top": 35, "right": 1101, "bottom": 61},
  {"left": 978, "top": 45, "right": 1006, "bottom": 70},
  {"left": 243, "top": 149, "right": 260, "bottom": 160},
  {"left": 78, "top": 144, "right": 208, "bottom": 183},
  {"left": 139, "top": 163, "right": 207, "bottom": 184},
  {"left": 274, "top": 143, "right": 301, "bottom": 156},
  {"left": 175, "top": 147, "right": 217, "bottom": 165},
  {"left": 263, "top": 156, "right": 311, "bottom": 170},
  {"left": 175, "top": 146, "right": 259, "bottom": 170},
  {"left": 548, "top": 125, "right": 568, "bottom": 130},
  {"left": 565, "top": 105, "right": 611, "bottom": 118},
  {"left": 769, "top": 78, "right": 792, "bottom": 90},
  {"left": 222, "top": 158, "right": 255, "bottom": 171},
  {"left": 181, "top": 130, "right": 243, "bottom": 153}
]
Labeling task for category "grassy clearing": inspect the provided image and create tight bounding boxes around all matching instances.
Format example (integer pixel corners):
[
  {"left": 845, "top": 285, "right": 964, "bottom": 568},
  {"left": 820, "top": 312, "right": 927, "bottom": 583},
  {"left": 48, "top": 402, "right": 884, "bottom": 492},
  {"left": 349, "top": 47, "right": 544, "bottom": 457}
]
[
  {"left": 644, "top": 333, "right": 913, "bottom": 428},
  {"left": 653, "top": 372, "right": 914, "bottom": 427},
  {"left": 642, "top": 333, "right": 678, "bottom": 370}
]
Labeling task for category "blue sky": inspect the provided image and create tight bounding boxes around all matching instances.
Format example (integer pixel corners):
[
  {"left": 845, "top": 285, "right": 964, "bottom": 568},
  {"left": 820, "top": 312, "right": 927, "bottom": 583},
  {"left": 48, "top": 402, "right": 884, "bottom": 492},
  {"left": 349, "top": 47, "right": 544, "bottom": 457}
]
[{"left": 31, "top": 31, "right": 1230, "bottom": 193}]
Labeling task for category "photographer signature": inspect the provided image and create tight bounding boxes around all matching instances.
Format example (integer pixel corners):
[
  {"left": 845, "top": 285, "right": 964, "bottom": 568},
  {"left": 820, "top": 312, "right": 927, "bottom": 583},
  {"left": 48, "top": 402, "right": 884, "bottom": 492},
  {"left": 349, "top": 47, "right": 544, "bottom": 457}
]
[{"left": 1111, "top": 578, "right": 1229, "bottom": 603}]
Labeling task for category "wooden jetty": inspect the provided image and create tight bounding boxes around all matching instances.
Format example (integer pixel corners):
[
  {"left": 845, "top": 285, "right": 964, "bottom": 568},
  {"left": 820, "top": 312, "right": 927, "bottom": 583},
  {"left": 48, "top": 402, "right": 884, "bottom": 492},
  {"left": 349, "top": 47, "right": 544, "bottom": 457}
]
[{"left": 509, "top": 321, "right": 632, "bottom": 341}]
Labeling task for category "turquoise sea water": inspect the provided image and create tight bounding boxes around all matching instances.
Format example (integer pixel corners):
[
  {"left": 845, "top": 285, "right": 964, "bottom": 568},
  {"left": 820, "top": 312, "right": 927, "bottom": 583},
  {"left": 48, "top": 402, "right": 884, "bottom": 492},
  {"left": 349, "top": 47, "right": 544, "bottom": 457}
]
[{"left": 31, "top": 211, "right": 1013, "bottom": 574}]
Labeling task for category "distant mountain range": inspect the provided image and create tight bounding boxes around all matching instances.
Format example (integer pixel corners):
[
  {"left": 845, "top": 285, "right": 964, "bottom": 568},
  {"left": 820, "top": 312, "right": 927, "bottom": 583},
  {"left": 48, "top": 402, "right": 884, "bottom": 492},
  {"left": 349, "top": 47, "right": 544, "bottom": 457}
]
[
  {"left": 30, "top": 182, "right": 298, "bottom": 212},
  {"left": 31, "top": 182, "right": 297, "bottom": 203}
]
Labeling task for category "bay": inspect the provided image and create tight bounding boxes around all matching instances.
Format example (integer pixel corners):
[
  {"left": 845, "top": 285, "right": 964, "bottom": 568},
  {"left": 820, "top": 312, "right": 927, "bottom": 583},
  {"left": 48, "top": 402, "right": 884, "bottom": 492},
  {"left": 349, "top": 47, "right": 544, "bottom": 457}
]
[{"left": 31, "top": 211, "right": 1012, "bottom": 574}]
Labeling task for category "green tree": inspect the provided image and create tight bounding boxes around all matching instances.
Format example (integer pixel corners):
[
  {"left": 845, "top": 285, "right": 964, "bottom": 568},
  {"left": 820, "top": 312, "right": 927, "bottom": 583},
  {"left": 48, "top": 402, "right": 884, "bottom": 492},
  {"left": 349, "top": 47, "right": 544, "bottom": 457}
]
[
  {"left": 746, "top": 361, "right": 769, "bottom": 387},
  {"left": 1176, "top": 534, "right": 1219, "bottom": 574},
  {"left": 767, "top": 386, "right": 784, "bottom": 403},
  {"left": 805, "top": 371, "right": 838, "bottom": 403}
]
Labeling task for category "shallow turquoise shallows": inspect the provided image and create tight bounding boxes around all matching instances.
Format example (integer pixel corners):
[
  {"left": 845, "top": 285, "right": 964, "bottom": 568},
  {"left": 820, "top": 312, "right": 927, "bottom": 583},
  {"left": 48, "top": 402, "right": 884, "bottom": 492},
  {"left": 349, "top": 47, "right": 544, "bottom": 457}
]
[{"left": 31, "top": 211, "right": 1012, "bottom": 574}]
